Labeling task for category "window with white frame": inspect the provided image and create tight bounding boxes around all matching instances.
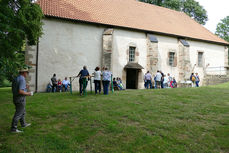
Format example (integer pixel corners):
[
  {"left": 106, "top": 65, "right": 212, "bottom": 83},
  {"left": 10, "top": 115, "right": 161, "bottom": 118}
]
[
  {"left": 198, "top": 52, "right": 203, "bottom": 67},
  {"left": 129, "top": 46, "right": 136, "bottom": 62},
  {"left": 169, "top": 52, "right": 175, "bottom": 66}
]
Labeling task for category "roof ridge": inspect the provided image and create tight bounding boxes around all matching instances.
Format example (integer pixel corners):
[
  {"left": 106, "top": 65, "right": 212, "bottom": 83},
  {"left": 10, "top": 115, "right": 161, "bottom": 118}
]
[{"left": 38, "top": 0, "right": 229, "bottom": 45}]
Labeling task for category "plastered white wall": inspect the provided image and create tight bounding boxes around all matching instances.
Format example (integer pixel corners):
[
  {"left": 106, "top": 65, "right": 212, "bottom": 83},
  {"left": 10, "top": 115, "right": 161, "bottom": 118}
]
[
  {"left": 35, "top": 18, "right": 226, "bottom": 91},
  {"left": 155, "top": 35, "right": 180, "bottom": 80},
  {"left": 189, "top": 40, "right": 226, "bottom": 85},
  {"left": 112, "top": 28, "right": 148, "bottom": 89},
  {"left": 37, "top": 18, "right": 105, "bottom": 92}
]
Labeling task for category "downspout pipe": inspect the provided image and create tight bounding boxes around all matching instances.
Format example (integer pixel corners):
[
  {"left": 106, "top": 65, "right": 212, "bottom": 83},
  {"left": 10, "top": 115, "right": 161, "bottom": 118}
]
[{"left": 35, "top": 39, "right": 39, "bottom": 93}]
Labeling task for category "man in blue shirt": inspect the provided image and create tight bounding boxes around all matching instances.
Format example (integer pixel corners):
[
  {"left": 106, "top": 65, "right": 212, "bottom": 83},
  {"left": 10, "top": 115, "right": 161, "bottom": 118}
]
[
  {"left": 11, "top": 68, "right": 32, "bottom": 133},
  {"left": 77, "top": 66, "right": 90, "bottom": 96}
]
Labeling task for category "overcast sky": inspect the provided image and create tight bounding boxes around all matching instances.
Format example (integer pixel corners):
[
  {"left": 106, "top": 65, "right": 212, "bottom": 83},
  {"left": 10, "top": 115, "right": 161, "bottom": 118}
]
[{"left": 196, "top": 0, "right": 229, "bottom": 33}]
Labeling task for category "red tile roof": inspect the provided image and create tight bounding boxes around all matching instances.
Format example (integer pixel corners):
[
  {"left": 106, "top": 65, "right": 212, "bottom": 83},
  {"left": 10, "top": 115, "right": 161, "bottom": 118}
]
[{"left": 37, "top": 0, "right": 229, "bottom": 45}]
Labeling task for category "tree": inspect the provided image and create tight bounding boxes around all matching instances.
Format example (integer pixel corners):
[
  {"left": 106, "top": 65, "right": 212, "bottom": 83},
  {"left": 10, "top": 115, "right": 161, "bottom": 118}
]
[
  {"left": 215, "top": 16, "right": 229, "bottom": 42},
  {"left": 0, "top": 0, "right": 43, "bottom": 84},
  {"left": 139, "top": 0, "right": 208, "bottom": 25}
]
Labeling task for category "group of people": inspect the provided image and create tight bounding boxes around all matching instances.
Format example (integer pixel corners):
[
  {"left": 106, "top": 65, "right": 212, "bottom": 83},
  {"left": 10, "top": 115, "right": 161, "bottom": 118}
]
[
  {"left": 113, "top": 77, "right": 124, "bottom": 90},
  {"left": 47, "top": 66, "right": 116, "bottom": 95},
  {"left": 10, "top": 67, "right": 201, "bottom": 133},
  {"left": 77, "top": 66, "right": 113, "bottom": 95},
  {"left": 48, "top": 74, "right": 71, "bottom": 92},
  {"left": 144, "top": 70, "right": 177, "bottom": 89},
  {"left": 144, "top": 70, "right": 201, "bottom": 89},
  {"left": 190, "top": 73, "right": 200, "bottom": 87}
]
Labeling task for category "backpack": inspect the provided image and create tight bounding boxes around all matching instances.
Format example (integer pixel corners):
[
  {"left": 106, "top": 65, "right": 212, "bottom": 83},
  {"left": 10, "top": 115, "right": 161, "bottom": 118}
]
[{"left": 191, "top": 76, "right": 195, "bottom": 82}]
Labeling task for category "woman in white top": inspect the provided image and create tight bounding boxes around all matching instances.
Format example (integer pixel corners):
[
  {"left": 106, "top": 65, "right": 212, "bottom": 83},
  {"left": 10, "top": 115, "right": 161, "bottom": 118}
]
[{"left": 93, "top": 67, "right": 101, "bottom": 94}]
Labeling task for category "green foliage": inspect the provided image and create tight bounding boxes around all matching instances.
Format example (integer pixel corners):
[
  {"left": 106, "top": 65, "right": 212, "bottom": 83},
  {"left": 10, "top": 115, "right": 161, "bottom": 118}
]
[
  {"left": 1, "top": 84, "right": 229, "bottom": 152},
  {"left": 182, "top": 0, "right": 207, "bottom": 25},
  {"left": 0, "top": 52, "right": 25, "bottom": 83},
  {"left": 215, "top": 16, "right": 229, "bottom": 42},
  {"left": 0, "top": 0, "right": 43, "bottom": 84},
  {"left": 139, "top": 0, "right": 208, "bottom": 25}
]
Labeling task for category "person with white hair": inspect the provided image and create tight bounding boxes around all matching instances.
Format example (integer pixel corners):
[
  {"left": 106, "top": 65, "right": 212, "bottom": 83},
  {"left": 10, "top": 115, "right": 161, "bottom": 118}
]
[{"left": 102, "top": 67, "right": 112, "bottom": 95}]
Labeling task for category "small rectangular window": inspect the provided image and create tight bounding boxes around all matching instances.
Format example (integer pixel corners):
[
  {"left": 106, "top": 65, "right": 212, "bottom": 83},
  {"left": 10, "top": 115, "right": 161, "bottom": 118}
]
[
  {"left": 169, "top": 52, "right": 175, "bottom": 66},
  {"left": 198, "top": 52, "right": 203, "bottom": 67},
  {"left": 129, "top": 47, "right": 135, "bottom": 62}
]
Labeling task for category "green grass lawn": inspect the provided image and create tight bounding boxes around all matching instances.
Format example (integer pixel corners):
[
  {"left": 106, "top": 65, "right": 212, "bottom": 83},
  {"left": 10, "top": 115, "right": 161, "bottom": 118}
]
[{"left": 0, "top": 84, "right": 229, "bottom": 153}]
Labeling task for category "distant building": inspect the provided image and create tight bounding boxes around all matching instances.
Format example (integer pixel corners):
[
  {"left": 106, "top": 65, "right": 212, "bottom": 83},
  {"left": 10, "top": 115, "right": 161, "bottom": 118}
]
[{"left": 26, "top": 0, "right": 229, "bottom": 92}]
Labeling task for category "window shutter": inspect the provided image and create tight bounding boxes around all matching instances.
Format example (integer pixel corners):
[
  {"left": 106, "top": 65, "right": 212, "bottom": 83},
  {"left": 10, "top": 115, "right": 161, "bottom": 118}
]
[
  {"left": 173, "top": 55, "right": 177, "bottom": 67},
  {"left": 167, "top": 52, "right": 170, "bottom": 66}
]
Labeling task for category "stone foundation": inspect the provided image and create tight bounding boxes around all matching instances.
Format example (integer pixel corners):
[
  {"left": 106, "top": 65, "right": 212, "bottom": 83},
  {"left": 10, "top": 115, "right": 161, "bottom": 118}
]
[{"left": 203, "top": 75, "right": 229, "bottom": 86}]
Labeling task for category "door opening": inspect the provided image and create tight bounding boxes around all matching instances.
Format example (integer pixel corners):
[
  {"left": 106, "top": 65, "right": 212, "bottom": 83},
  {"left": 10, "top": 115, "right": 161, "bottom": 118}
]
[{"left": 126, "top": 69, "right": 138, "bottom": 89}]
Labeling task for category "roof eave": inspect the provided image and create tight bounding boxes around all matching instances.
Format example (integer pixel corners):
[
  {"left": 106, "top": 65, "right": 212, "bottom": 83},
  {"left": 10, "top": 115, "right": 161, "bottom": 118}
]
[{"left": 44, "top": 15, "right": 229, "bottom": 46}]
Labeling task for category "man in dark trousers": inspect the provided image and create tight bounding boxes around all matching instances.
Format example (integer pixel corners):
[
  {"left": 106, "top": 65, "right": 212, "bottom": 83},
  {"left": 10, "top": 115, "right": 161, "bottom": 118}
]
[
  {"left": 11, "top": 68, "right": 32, "bottom": 133},
  {"left": 77, "top": 66, "right": 90, "bottom": 96},
  {"left": 51, "top": 73, "right": 57, "bottom": 92}
]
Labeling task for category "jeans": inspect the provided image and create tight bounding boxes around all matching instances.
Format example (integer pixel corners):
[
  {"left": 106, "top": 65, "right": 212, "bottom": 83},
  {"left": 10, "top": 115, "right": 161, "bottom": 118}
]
[
  {"left": 63, "top": 84, "right": 69, "bottom": 92},
  {"left": 11, "top": 97, "right": 26, "bottom": 131},
  {"left": 103, "top": 80, "right": 110, "bottom": 95},
  {"left": 94, "top": 80, "right": 101, "bottom": 94},
  {"left": 52, "top": 84, "right": 57, "bottom": 92},
  {"left": 163, "top": 83, "right": 168, "bottom": 88},
  {"left": 196, "top": 81, "right": 199, "bottom": 87},
  {"left": 144, "top": 81, "right": 147, "bottom": 89},
  {"left": 58, "top": 85, "right": 62, "bottom": 92},
  {"left": 146, "top": 80, "right": 152, "bottom": 89},
  {"left": 161, "top": 81, "right": 164, "bottom": 88}
]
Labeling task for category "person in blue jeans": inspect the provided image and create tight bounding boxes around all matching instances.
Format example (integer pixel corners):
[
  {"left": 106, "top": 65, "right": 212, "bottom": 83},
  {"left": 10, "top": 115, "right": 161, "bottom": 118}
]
[
  {"left": 93, "top": 67, "right": 101, "bottom": 94},
  {"left": 144, "top": 71, "right": 152, "bottom": 89},
  {"left": 102, "top": 67, "right": 112, "bottom": 95},
  {"left": 195, "top": 73, "right": 200, "bottom": 87},
  {"left": 62, "top": 77, "right": 70, "bottom": 92}
]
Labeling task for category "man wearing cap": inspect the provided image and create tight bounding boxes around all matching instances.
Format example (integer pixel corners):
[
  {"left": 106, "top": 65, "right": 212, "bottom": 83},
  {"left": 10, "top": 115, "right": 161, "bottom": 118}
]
[{"left": 11, "top": 68, "right": 32, "bottom": 133}]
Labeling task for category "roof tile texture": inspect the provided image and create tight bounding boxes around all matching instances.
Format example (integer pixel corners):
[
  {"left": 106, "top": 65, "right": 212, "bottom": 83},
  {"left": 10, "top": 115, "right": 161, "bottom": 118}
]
[{"left": 38, "top": 0, "right": 228, "bottom": 45}]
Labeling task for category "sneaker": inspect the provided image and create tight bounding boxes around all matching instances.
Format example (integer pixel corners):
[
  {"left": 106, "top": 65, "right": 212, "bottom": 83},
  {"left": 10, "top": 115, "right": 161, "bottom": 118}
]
[
  {"left": 22, "top": 123, "right": 31, "bottom": 128},
  {"left": 11, "top": 129, "right": 23, "bottom": 133}
]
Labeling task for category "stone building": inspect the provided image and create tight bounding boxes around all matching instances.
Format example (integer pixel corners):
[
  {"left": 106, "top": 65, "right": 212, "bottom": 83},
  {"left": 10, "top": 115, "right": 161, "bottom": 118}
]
[{"left": 26, "top": 0, "right": 229, "bottom": 92}]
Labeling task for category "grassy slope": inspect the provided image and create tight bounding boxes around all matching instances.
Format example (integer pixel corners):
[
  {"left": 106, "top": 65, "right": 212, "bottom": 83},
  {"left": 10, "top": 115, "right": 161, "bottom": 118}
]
[{"left": 0, "top": 85, "right": 229, "bottom": 153}]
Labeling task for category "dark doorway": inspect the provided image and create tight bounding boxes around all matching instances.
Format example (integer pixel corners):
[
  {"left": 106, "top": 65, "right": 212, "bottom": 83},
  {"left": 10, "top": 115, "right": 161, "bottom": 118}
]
[{"left": 126, "top": 69, "right": 138, "bottom": 89}]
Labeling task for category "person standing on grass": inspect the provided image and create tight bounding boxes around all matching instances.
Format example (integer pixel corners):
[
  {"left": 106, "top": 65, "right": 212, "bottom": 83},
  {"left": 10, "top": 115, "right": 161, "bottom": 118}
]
[
  {"left": 102, "top": 67, "right": 112, "bottom": 95},
  {"left": 11, "top": 68, "right": 32, "bottom": 133},
  {"left": 155, "top": 70, "right": 162, "bottom": 89},
  {"left": 195, "top": 73, "right": 200, "bottom": 87},
  {"left": 160, "top": 71, "right": 164, "bottom": 88},
  {"left": 190, "top": 73, "right": 196, "bottom": 87},
  {"left": 93, "top": 67, "right": 101, "bottom": 94},
  {"left": 144, "top": 71, "right": 152, "bottom": 89},
  {"left": 163, "top": 74, "right": 168, "bottom": 88},
  {"left": 143, "top": 72, "right": 147, "bottom": 89},
  {"left": 77, "top": 66, "right": 90, "bottom": 96},
  {"left": 51, "top": 73, "right": 57, "bottom": 92},
  {"left": 167, "top": 73, "right": 173, "bottom": 88}
]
